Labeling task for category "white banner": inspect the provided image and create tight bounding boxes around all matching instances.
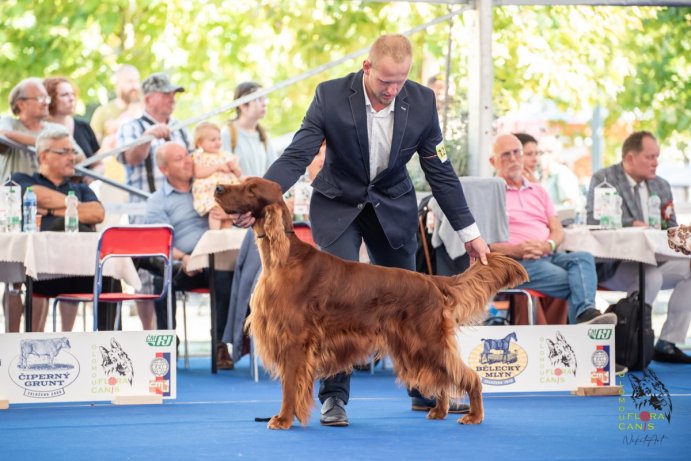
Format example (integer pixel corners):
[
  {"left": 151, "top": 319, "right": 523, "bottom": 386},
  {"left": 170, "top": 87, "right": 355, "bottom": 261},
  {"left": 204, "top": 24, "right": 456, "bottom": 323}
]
[
  {"left": 457, "top": 325, "right": 616, "bottom": 392},
  {"left": 0, "top": 330, "right": 176, "bottom": 403}
]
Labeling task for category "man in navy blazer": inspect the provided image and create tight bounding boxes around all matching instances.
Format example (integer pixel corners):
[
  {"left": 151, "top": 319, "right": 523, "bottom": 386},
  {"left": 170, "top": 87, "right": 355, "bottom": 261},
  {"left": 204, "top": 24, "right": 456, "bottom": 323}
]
[{"left": 254, "top": 34, "right": 490, "bottom": 426}]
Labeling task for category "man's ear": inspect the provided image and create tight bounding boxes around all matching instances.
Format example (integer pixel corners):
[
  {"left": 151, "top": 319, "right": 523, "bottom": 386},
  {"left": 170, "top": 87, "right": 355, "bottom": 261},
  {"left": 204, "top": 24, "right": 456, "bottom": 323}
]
[{"left": 489, "top": 156, "right": 496, "bottom": 169}]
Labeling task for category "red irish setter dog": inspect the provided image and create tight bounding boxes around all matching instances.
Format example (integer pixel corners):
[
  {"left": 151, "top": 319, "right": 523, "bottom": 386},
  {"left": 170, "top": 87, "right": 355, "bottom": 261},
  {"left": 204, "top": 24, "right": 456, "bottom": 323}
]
[{"left": 215, "top": 178, "right": 528, "bottom": 430}]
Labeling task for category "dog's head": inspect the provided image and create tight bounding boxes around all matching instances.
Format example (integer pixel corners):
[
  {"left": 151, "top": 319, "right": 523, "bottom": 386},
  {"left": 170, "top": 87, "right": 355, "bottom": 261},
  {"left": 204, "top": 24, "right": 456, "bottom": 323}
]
[{"left": 215, "top": 177, "right": 293, "bottom": 267}]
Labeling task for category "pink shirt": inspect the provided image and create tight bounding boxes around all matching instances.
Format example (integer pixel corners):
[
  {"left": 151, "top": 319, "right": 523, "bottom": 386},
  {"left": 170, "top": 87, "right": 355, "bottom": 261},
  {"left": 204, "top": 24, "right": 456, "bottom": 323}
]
[{"left": 505, "top": 180, "right": 556, "bottom": 245}]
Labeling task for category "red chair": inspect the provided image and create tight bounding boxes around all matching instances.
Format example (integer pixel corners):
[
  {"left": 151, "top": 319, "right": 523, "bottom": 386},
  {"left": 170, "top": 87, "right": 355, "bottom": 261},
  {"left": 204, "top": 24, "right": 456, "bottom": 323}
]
[
  {"left": 498, "top": 288, "right": 546, "bottom": 325},
  {"left": 51, "top": 225, "right": 175, "bottom": 332},
  {"left": 293, "top": 221, "right": 317, "bottom": 248}
]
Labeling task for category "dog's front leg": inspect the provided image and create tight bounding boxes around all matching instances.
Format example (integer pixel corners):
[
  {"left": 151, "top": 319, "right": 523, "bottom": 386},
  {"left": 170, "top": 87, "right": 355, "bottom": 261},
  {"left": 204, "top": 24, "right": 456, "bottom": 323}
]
[
  {"left": 459, "top": 369, "right": 484, "bottom": 425},
  {"left": 427, "top": 391, "right": 449, "bottom": 420},
  {"left": 267, "top": 345, "right": 313, "bottom": 430}
]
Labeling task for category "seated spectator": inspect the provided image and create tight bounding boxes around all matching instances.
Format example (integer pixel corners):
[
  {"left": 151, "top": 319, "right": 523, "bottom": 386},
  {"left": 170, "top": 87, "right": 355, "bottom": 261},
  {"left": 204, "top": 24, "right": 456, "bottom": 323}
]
[
  {"left": 221, "top": 81, "right": 277, "bottom": 177},
  {"left": 513, "top": 132, "right": 540, "bottom": 183},
  {"left": 0, "top": 78, "right": 64, "bottom": 178},
  {"left": 192, "top": 122, "right": 242, "bottom": 230},
  {"left": 91, "top": 64, "right": 143, "bottom": 150},
  {"left": 1, "top": 78, "right": 74, "bottom": 332},
  {"left": 145, "top": 142, "right": 235, "bottom": 369},
  {"left": 587, "top": 130, "right": 691, "bottom": 363},
  {"left": 11, "top": 126, "right": 118, "bottom": 332},
  {"left": 539, "top": 136, "right": 582, "bottom": 209},
  {"left": 489, "top": 133, "right": 615, "bottom": 325},
  {"left": 44, "top": 77, "right": 100, "bottom": 157}
]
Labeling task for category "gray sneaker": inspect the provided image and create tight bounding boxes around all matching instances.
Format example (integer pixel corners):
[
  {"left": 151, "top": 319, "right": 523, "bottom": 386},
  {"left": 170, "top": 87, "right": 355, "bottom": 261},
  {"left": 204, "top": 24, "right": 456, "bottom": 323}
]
[{"left": 320, "top": 397, "right": 349, "bottom": 426}]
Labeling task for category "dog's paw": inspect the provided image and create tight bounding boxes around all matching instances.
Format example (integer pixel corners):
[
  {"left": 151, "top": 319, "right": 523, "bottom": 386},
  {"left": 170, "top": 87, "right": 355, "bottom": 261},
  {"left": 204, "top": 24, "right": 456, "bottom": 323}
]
[
  {"left": 458, "top": 413, "right": 483, "bottom": 425},
  {"left": 427, "top": 407, "right": 448, "bottom": 420},
  {"left": 267, "top": 415, "right": 293, "bottom": 430}
]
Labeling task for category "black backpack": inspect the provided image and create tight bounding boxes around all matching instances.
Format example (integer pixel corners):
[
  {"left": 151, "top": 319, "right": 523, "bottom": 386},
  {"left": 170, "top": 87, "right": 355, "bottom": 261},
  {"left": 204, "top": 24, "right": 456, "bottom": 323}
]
[{"left": 605, "top": 292, "right": 654, "bottom": 370}]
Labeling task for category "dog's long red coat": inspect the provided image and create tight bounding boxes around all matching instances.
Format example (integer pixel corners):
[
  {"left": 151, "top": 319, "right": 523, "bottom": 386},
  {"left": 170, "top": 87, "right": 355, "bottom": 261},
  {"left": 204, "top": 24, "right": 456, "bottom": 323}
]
[{"left": 215, "top": 178, "right": 529, "bottom": 429}]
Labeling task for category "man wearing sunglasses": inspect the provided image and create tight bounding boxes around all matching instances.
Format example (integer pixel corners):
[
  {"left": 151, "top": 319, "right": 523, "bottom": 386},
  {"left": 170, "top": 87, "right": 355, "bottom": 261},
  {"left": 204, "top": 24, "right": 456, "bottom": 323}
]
[{"left": 11, "top": 126, "right": 111, "bottom": 332}]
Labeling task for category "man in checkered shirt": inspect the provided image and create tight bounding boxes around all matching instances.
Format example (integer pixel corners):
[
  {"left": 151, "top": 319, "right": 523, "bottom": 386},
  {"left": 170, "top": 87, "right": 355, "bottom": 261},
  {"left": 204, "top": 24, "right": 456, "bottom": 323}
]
[{"left": 117, "top": 72, "right": 192, "bottom": 330}]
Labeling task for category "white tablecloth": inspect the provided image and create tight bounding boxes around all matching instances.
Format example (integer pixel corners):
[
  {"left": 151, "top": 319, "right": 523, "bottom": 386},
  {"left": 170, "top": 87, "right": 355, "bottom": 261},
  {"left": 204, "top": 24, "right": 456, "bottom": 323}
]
[
  {"left": 187, "top": 228, "right": 248, "bottom": 272},
  {"left": 561, "top": 226, "right": 688, "bottom": 266},
  {"left": 0, "top": 231, "right": 141, "bottom": 289}
]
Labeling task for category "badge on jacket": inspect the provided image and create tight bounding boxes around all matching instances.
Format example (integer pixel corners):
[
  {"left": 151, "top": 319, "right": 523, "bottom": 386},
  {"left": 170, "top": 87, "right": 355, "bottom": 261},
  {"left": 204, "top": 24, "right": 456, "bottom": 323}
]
[{"left": 436, "top": 142, "right": 448, "bottom": 162}]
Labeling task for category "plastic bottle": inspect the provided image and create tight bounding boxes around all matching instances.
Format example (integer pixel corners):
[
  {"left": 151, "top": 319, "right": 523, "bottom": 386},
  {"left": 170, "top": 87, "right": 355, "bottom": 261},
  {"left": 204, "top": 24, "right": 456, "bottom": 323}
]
[
  {"left": 599, "top": 192, "right": 612, "bottom": 229},
  {"left": 611, "top": 192, "right": 623, "bottom": 229},
  {"left": 6, "top": 186, "right": 22, "bottom": 232},
  {"left": 22, "top": 187, "right": 37, "bottom": 232},
  {"left": 65, "top": 191, "right": 79, "bottom": 233},
  {"left": 647, "top": 193, "right": 661, "bottom": 229}
]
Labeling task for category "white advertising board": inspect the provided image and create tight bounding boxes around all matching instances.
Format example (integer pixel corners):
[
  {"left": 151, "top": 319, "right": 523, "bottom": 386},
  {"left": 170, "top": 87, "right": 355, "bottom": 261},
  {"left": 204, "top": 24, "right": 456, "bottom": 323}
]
[
  {"left": 457, "top": 324, "right": 616, "bottom": 392},
  {"left": 0, "top": 330, "right": 176, "bottom": 404}
]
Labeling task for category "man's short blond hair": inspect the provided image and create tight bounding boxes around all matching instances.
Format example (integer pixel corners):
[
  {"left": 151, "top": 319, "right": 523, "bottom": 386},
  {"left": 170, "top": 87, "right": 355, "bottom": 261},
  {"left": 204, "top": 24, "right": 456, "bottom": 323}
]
[{"left": 368, "top": 34, "right": 412, "bottom": 66}]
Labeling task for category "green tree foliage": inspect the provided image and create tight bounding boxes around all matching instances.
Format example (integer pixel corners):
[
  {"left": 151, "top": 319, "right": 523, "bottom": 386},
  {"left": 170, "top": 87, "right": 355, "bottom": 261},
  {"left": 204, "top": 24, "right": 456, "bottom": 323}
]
[
  {"left": 1, "top": 1, "right": 687, "bottom": 163},
  {"left": 615, "top": 7, "right": 690, "bottom": 155}
]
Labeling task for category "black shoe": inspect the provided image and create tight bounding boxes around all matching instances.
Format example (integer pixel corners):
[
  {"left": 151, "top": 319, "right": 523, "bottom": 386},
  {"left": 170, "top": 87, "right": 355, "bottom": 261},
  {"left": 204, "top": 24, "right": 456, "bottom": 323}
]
[
  {"left": 653, "top": 345, "right": 691, "bottom": 364},
  {"left": 615, "top": 363, "right": 628, "bottom": 375},
  {"left": 411, "top": 396, "right": 470, "bottom": 414},
  {"left": 576, "top": 309, "right": 617, "bottom": 325},
  {"left": 320, "top": 397, "right": 349, "bottom": 426}
]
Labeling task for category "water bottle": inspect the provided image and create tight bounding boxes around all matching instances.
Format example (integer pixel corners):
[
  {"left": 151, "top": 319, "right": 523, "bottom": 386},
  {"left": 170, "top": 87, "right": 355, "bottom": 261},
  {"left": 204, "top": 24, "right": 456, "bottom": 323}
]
[
  {"left": 599, "top": 192, "right": 612, "bottom": 229},
  {"left": 22, "top": 187, "right": 37, "bottom": 233},
  {"left": 647, "top": 193, "right": 661, "bottom": 229},
  {"left": 6, "top": 186, "right": 22, "bottom": 232},
  {"left": 611, "top": 192, "right": 623, "bottom": 229},
  {"left": 65, "top": 191, "right": 79, "bottom": 233}
]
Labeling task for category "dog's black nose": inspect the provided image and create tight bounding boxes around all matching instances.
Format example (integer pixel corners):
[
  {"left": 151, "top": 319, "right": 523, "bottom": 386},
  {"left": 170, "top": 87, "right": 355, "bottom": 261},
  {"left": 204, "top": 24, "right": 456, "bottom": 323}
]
[{"left": 215, "top": 185, "right": 225, "bottom": 195}]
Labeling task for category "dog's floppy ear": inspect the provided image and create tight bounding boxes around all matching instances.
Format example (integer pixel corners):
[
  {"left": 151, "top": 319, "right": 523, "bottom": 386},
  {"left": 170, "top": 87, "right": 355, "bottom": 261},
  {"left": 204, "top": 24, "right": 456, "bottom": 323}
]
[{"left": 264, "top": 202, "right": 290, "bottom": 267}]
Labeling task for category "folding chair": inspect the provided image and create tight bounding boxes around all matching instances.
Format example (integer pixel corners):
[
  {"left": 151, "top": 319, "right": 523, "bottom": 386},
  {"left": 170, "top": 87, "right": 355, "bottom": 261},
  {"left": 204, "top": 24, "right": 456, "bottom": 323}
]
[
  {"left": 51, "top": 225, "right": 175, "bottom": 332},
  {"left": 178, "top": 287, "right": 210, "bottom": 369}
]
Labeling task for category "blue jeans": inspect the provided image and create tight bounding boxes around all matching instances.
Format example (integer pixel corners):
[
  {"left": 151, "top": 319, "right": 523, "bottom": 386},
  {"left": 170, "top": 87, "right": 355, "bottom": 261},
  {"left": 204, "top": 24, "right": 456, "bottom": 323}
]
[{"left": 517, "top": 251, "right": 597, "bottom": 324}]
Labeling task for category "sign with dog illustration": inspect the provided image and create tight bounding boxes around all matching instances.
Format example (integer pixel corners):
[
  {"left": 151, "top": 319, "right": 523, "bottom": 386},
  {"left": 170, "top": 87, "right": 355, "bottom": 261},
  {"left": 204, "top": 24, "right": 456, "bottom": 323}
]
[
  {"left": 0, "top": 330, "right": 176, "bottom": 404},
  {"left": 457, "top": 325, "right": 615, "bottom": 392}
]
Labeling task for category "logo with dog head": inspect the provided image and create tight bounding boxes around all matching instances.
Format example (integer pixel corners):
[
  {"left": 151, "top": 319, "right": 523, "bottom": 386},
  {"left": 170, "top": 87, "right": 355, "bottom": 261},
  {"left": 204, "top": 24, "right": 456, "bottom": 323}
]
[{"left": 100, "top": 338, "right": 134, "bottom": 385}]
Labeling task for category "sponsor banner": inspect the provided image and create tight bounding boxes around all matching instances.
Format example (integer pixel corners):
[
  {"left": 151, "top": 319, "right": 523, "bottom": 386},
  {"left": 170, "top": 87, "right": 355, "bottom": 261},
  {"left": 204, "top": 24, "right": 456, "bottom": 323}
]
[
  {"left": 0, "top": 330, "right": 176, "bottom": 404},
  {"left": 457, "top": 325, "right": 615, "bottom": 392}
]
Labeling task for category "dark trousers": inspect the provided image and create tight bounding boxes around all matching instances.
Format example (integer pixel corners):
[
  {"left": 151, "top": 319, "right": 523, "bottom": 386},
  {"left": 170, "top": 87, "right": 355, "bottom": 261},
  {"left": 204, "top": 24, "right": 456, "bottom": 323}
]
[
  {"left": 33, "top": 276, "right": 121, "bottom": 330},
  {"left": 154, "top": 269, "right": 231, "bottom": 340},
  {"left": 318, "top": 204, "right": 417, "bottom": 404}
]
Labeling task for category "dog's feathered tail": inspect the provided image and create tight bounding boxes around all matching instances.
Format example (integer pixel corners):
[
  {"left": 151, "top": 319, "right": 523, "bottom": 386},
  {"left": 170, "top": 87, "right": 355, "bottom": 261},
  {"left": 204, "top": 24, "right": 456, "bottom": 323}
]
[{"left": 439, "top": 252, "right": 529, "bottom": 326}]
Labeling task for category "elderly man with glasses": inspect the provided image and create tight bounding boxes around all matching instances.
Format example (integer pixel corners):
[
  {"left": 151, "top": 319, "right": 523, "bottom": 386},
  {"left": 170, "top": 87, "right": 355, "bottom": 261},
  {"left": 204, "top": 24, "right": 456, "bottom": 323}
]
[
  {"left": 489, "top": 133, "right": 614, "bottom": 326},
  {"left": 0, "top": 77, "right": 69, "bottom": 180},
  {"left": 10, "top": 126, "right": 111, "bottom": 332}
]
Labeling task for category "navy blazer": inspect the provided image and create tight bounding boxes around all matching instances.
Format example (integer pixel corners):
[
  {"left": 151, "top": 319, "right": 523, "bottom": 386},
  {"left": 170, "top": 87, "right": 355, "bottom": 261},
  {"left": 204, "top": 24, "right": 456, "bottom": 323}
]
[
  {"left": 586, "top": 162, "right": 677, "bottom": 228},
  {"left": 264, "top": 70, "right": 475, "bottom": 249}
]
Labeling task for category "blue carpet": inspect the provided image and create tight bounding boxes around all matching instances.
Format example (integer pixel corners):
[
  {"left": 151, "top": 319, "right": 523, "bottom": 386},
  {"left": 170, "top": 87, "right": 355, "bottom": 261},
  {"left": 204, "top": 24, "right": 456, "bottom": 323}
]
[{"left": 1, "top": 357, "right": 689, "bottom": 460}]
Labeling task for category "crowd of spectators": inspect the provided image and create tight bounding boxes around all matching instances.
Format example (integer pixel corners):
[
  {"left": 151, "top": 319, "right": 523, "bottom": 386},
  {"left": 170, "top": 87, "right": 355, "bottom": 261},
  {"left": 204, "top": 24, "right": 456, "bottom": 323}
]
[{"left": 1, "top": 50, "right": 689, "bottom": 378}]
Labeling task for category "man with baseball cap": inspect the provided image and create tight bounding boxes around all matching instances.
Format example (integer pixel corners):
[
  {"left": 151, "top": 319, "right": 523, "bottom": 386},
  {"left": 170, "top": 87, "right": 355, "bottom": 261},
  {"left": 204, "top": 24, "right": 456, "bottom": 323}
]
[{"left": 116, "top": 72, "right": 192, "bottom": 331}]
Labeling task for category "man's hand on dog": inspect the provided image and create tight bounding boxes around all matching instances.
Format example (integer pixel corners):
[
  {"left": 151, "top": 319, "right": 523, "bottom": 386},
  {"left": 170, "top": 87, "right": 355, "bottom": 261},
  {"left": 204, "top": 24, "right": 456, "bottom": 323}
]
[
  {"left": 465, "top": 236, "right": 490, "bottom": 265},
  {"left": 232, "top": 211, "right": 256, "bottom": 228}
]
